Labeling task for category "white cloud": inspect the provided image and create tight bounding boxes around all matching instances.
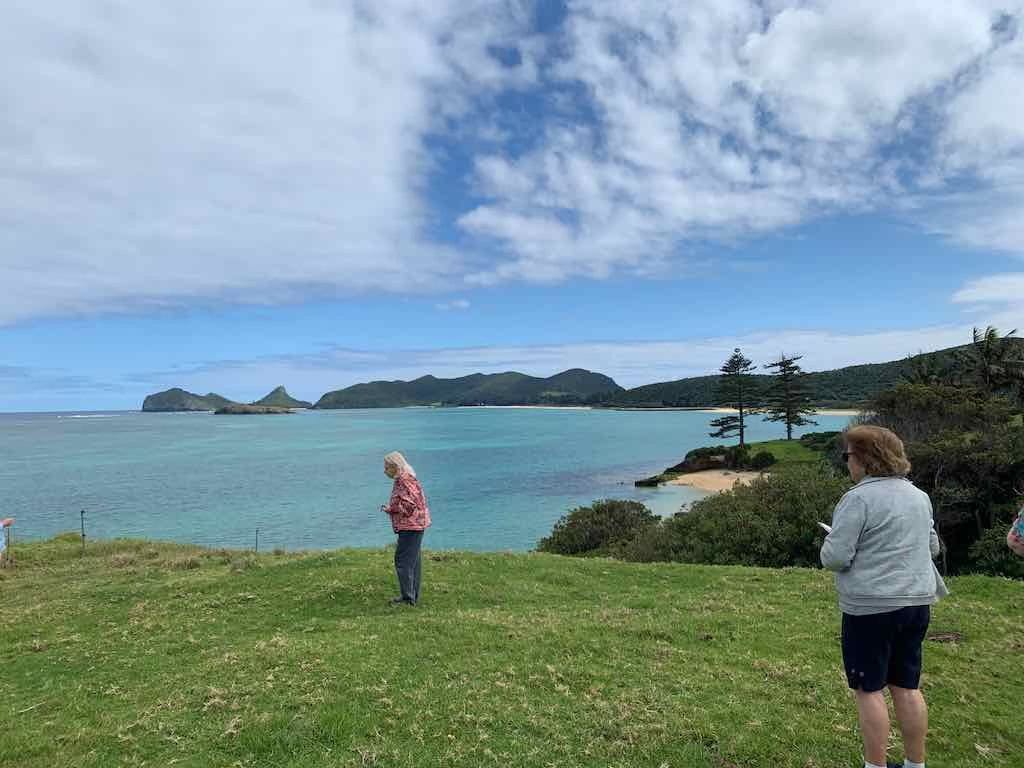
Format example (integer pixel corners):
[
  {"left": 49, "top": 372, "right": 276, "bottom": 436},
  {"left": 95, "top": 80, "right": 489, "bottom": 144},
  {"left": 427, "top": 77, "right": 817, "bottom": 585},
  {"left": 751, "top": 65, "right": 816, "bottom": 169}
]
[
  {"left": 0, "top": 1, "right": 532, "bottom": 324},
  {"left": 742, "top": 2, "right": 993, "bottom": 143},
  {"left": 3, "top": 1, "right": 1024, "bottom": 324},
  {"left": 952, "top": 272, "right": 1024, "bottom": 332},
  {"left": 462, "top": 0, "right": 1024, "bottom": 282}
]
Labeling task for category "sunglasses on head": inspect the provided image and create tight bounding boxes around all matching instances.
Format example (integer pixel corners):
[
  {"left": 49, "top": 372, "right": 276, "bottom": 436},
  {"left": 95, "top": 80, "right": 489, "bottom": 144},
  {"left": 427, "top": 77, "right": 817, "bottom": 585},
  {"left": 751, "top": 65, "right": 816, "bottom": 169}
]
[{"left": 841, "top": 451, "right": 854, "bottom": 462}]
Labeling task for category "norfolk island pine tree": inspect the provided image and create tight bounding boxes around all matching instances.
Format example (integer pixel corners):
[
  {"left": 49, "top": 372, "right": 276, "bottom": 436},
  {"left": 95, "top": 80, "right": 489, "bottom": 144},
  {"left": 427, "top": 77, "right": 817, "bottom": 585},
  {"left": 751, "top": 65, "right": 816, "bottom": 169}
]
[{"left": 708, "top": 347, "right": 759, "bottom": 448}]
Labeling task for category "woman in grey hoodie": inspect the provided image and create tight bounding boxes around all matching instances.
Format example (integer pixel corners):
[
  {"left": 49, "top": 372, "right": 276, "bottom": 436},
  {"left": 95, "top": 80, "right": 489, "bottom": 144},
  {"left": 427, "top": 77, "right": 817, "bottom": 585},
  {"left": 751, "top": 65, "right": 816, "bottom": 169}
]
[{"left": 821, "top": 425, "right": 947, "bottom": 768}]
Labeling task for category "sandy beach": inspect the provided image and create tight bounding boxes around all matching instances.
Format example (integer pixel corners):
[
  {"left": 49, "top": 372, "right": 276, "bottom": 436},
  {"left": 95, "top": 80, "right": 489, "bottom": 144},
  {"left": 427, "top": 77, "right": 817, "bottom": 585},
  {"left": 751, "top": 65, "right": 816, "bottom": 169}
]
[
  {"left": 699, "top": 407, "right": 861, "bottom": 417},
  {"left": 665, "top": 469, "right": 765, "bottom": 492}
]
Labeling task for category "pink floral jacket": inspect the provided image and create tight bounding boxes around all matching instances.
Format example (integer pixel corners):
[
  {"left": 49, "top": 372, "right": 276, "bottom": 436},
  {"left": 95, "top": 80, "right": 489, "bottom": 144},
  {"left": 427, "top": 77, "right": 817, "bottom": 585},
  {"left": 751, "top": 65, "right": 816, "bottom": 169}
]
[
  {"left": 383, "top": 472, "right": 431, "bottom": 533},
  {"left": 1009, "top": 507, "right": 1024, "bottom": 558}
]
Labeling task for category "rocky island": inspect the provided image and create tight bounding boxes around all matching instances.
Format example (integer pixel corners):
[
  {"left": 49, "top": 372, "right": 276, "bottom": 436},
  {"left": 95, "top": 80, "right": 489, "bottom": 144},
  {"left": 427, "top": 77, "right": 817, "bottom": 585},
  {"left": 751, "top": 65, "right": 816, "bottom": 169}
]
[
  {"left": 141, "top": 385, "right": 311, "bottom": 413},
  {"left": 141, "top": 388, "right": 236, "bottom": 412},
  {"left": 214, "top": 404, "right": 293, "bottom": 415},
  {"left": 252, "top": 386, "right": 312, "bottom": 409}
]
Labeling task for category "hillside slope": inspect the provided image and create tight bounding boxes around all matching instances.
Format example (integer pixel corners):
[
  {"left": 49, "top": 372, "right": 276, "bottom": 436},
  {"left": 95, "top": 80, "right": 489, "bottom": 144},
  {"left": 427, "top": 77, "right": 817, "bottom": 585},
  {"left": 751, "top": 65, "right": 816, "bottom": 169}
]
[
  {"left": 315, "top": 368, "right": 621, "bottom": 408},
  {"left": 605, "top": 341, "right": 1024, "bottom": 408},
  {"left": 252, "top": 386, "right": 313, "bottom": 409},
  {"left": 2, "top": 536, "right": 1019, "bottom": 767},
  {"left": 141, "top": 388, "right": 236, "bottom": 412}
]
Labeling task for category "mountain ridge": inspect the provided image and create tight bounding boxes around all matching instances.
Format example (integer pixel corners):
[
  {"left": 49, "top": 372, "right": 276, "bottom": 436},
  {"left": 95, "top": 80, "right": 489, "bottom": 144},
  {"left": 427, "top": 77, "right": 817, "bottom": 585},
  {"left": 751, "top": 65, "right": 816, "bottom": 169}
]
[
  {"left": 313, "top": 368, "right": 620, "bottom": 409},
  {"left": 139, "top": 339, "right": 1024, "bottom": 411}
]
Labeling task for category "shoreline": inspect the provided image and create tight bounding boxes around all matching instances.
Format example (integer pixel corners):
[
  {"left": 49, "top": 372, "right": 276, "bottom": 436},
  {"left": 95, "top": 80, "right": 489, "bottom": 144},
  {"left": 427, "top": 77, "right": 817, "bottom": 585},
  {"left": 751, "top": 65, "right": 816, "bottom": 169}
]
[
  {"left": 459, "top": 405, "right": 593, "bottom": 410},
  {"left": 663, "top": 469, "right": 765, "bottom": 493},
  {"left": 698, "top": 407, "right": 861, "bottom": 416}
]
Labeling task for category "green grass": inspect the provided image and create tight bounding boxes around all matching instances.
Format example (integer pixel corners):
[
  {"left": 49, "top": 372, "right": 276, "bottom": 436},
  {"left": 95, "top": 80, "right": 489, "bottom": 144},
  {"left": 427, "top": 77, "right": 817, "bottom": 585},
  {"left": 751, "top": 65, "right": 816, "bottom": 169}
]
[
  {"left": 746, "top": 439, "right": 822, "bottom": 468},
  {"left": 2, "top": 535, "right": 1021, "bottom": 768}
]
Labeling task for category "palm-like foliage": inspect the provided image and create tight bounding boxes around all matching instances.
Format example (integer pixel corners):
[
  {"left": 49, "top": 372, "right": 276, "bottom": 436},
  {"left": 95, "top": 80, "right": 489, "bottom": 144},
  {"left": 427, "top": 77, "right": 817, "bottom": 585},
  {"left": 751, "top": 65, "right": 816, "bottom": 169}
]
[{"left": 955, "top": 326, "right": 1024, "bottom": 399}]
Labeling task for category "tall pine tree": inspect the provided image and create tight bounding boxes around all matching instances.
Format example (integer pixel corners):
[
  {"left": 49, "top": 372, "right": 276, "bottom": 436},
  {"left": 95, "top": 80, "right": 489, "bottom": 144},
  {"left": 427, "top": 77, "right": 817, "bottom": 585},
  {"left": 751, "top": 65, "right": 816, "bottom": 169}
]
[
  {"left": 708, "top": 348, "right": 758, "bottom": 447},
  {"left": 763, "top": 353, "right": 817, "bottom": 440}
]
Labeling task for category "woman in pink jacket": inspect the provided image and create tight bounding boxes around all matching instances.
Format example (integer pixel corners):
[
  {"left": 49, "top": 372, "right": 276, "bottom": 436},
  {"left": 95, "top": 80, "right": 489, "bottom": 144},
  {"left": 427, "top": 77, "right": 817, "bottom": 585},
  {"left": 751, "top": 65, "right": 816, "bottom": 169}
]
[
  {"left": 381, "top": 452, "right": 431, "bottom": 606},
  {"left": 1009, "top": 505, "right": 1024, "bottom": 557}
]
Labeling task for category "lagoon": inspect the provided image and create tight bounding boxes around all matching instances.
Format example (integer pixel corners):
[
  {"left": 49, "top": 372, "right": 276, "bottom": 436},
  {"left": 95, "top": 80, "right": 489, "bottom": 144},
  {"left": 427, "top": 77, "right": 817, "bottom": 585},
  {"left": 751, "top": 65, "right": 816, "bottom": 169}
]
[{"left": 0, "top": 408, "right": 851, "bottom": 551}]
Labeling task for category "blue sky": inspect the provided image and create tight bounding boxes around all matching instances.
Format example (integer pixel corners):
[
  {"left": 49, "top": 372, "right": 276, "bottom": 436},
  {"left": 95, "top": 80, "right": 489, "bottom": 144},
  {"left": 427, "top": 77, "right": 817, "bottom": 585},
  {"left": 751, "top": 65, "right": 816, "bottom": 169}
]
[{"left": 2, "top": 1, "right": 1024, "bottom": 411}]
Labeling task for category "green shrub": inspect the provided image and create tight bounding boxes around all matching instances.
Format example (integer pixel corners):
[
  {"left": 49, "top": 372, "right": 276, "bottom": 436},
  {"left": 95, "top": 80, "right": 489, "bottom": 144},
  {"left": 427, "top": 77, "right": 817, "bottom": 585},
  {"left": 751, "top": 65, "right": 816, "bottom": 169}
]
[
  {"left": 619, "top": 465, "right": 851, "bottom": 567},
  {"left": 798, "top": 431, "right": 841, "bottom": 452},
  {"left": 537, "top": 499, "right": 659, "bottom": 556},
  {"left": 669, "top": 444, "right": 751, "bottom": 472},
  {"left": 967, "top": 520, "right": 1024, "bottom": 579},
  {"left": 747, "top": 451, "right": 777, "bottom": 470}
]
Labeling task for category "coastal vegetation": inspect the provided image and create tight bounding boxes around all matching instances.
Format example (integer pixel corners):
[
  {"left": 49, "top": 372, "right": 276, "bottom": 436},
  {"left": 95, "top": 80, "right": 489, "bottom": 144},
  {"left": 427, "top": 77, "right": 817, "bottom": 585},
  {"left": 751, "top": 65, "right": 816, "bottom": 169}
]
[
  {"left": 707, "top": 348, "right": 758, "bottom": 447},
  {"left": 3, "top": 535, "right": 1020, "bottom": 767},
  {"left": 139, "top": 337, "right": 1024, "bottom": 412},
  {"left": 762, "top": 353, "right": 817, "bottom": 440},
  {"left": 214, "top": 404, "right": 294, "bottom": 415},
  {"left": 554, "top": 328, "right": 1024, "bottom": 579},
  {"left": 313, "top": 369, "right": 620, "bottom": 409},
  {"left": 600, "top": 336, "right": 1024, "bottom": 409},
  {"left": 633, "top": 434, "right": 827, "bottom": 487}
]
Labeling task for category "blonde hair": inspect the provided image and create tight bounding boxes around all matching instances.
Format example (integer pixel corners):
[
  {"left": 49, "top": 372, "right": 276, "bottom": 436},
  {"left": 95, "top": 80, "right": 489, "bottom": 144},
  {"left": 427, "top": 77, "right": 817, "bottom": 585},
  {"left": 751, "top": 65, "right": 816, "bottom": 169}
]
[
  {"left": 384, "top": 451, "right": 416, "bottom": 478},
  {"left": 844, "top": 425, "right": 911, "bottom": 477}
]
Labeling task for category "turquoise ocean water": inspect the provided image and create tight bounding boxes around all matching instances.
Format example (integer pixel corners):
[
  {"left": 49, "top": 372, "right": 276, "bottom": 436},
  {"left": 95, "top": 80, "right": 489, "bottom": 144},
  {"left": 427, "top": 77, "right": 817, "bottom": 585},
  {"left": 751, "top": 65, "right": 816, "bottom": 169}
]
[{"left": 0, "top": 408, "right": 850, "bottom": 552}]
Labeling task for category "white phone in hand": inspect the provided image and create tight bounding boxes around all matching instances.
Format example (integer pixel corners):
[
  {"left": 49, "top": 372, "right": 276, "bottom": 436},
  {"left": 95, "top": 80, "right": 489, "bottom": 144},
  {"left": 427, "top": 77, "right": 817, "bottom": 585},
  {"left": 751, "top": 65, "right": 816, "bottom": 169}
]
[{"left": 818, "top": 522, "right": 832, "bottom": 533}]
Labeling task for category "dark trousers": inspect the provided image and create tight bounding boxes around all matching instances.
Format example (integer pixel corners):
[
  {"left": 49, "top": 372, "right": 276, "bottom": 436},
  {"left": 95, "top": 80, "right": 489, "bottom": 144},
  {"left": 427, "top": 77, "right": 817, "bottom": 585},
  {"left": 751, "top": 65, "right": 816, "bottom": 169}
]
[{"left": 395, "top": 530, "right": 423, "bottom": 604}]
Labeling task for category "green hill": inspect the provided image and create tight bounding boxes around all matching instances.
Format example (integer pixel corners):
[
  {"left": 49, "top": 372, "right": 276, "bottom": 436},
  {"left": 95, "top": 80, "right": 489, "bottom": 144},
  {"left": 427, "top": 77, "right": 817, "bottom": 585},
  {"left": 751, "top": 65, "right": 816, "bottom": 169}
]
[
  {"left": 2, "top": 535, "right": 1018, "bottom": 767},
  {"left": 252, "top": 386, "right": 312, "bottom": 409},
  {"left": 141, "top": 388, "right": 236, "bottom": 412},
  {"left": 314, "top": 368, "right": 621, "bottom": 408},
  {"left": 604, "top": 341, "right": 1024, "bottom": 408}
]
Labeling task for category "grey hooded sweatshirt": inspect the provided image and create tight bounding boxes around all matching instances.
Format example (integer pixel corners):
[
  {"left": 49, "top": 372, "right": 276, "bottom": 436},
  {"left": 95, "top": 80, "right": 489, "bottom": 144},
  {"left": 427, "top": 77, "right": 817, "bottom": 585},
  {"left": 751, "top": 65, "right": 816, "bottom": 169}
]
[{"left": 820, "top": 476, "right": 949, "bottom": 616}]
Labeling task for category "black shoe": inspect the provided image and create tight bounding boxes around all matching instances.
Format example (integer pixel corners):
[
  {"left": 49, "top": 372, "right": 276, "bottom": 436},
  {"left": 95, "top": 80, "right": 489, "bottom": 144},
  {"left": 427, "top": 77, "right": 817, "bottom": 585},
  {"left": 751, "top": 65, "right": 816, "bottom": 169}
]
[{"left": 389, "top": 597, "right": 415, "bottom": 607}]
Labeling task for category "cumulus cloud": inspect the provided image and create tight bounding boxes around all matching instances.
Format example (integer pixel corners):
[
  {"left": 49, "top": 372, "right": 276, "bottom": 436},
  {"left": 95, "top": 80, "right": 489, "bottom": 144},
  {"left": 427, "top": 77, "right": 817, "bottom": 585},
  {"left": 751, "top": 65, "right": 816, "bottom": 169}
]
[
  {"left": 3, "top": 1, "right": 1024, "bottom": 323},
  {"left": 0, "top": 0, "right": 533, "bottom": 324},
  {"left": 462, "top": 1, "right": 1024, "bottom": 282}
]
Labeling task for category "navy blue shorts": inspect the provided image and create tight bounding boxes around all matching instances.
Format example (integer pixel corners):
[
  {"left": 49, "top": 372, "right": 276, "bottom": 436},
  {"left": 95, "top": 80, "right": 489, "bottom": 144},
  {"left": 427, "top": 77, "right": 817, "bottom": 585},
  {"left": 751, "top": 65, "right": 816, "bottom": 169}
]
[{"left": 841, "top": 605, "right": 930, "bottom": 692}]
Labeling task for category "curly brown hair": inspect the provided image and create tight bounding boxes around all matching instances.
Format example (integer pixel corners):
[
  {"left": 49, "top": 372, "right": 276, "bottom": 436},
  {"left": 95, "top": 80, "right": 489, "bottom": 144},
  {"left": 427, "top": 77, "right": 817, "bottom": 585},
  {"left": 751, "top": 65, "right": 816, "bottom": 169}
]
[{"left": 844, "top": 425, "right": 911, "bottom": 477}]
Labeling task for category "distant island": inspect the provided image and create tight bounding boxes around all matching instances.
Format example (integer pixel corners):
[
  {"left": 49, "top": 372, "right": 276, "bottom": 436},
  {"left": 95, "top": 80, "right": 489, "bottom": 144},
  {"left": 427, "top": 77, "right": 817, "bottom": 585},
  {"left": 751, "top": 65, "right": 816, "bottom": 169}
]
[
  {"left": 140, "top": 341, "right": 1021, "bottom": 411},
  {"left": 314, "top": 369, "right": 620, "bottom": 408},
  {"left": 252, "top": 386, "right": 312, "bottom": 409},
  {"left": 142, "top": 385, "right": 311, "bottom": 413},
  {"left": 142, "top": 388, "right": 236, "bottom": 412}
]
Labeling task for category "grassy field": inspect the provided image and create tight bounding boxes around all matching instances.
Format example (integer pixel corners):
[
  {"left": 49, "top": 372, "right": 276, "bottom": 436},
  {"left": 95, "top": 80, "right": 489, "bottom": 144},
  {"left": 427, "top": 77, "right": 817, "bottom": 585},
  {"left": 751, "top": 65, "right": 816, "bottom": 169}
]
[
  {"left": 746, "top": 439, "right": 822, "bottom": 468},
  {"left": 2, "top": 535, "right": 1021, "bottom": 768}
]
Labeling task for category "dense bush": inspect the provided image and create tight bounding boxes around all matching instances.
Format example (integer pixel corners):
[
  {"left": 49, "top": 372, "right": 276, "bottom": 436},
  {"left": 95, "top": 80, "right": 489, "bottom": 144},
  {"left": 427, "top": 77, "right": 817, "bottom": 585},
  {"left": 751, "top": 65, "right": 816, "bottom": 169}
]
[
  {"left": 869, "top": 384, "right": 1016, "bottom": 443},
  {"left": 967, "top": 517, "right": 1024, "bottom": 579},
  {"left": 620, "top": 465, "right": 851, "bottom": 567},
  {"left": 799, "top": 431, "right": 843, "bottom": 470},
  {"left": 798, "top": 431, "right": 841, "bottom": 452},
  {"left": 668, "top": 444, "right": 771, "bottom": 472},
  {"left": 537, "top": 499, "right": 659, "bottom": 556},
  {"left": 747, "top": 451, "right": 777, "bottom": 470},
  {"left": 865, "top": 383, "right": 1024, "bottom": 573},
  {"left": 668, "top": 444, "right": 748, "bottom": 471}
]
